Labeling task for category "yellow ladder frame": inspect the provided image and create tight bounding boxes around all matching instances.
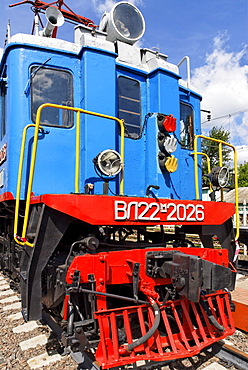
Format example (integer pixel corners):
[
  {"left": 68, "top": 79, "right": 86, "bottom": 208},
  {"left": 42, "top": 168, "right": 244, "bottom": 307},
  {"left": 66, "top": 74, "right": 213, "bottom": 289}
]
[
  {"left": 193, "top": 135, "right": 239, "bottom": 240},
  {"left": 14, "top": 103, "right": 125, "bottom": 247}
]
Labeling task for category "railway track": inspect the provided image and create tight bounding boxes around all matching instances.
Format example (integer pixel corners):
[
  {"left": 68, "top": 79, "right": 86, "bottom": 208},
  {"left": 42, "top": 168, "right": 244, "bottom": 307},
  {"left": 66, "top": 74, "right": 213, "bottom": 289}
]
[
  {"left": 209, "top": 341, "right": 248, "bottom": 370},
  {"left": 237, "top": 259, "right": 248, "bottom": 275},
  {"left": 0, "top": 273, "right": 247, "bottom": 370},
  {"left": 0, "top": 274, "right": 76, "bottom": 369}
]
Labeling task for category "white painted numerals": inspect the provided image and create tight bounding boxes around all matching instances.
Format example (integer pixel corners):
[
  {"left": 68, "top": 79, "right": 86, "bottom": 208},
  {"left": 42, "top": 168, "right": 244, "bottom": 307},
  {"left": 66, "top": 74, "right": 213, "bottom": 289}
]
[
  {"left": 166, "top": 203, "right": 204, "bottom": 222},
  {"left": 114, "top": 200, "right": 204, "bottom": 222}
]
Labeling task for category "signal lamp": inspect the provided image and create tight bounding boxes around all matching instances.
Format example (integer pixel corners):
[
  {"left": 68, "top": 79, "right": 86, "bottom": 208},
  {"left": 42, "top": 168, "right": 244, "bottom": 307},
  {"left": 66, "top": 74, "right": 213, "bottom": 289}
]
[
  {"left": 99, "top": 1, "right": 145, "bottom": 45},
  {"left": 157, "top": 133, "right": 177, "bottom": 154},
  {"left": 157, "top": 114, "right": 176, "bottom": 133},
  {"left": 206, "top": 166, "right": 229, "bottom": 188},
  {"left": 158, "top": 152, "right": 178, "bottom": 173},
  {"left": 94, "top": 149, "right": 122, "bottom": 177},
  {"left": 164, "top": 135, "right": 177, "bottom": 153},
  {"left": 165, "top": 155, "right": 178, "bottom": 173}
]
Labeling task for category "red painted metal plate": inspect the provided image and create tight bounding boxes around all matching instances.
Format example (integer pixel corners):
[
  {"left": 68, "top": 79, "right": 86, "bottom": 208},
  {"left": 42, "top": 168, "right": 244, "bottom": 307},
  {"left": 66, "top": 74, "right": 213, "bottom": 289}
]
[
  {"left": 66, "top": 247, "right": 230, "bottom": 286},
  {"left": 31, "top": 194, "right": 235, "bottom": 226},
  {"left": 0, "top": 192, "right": 14, "bottom": 203}
]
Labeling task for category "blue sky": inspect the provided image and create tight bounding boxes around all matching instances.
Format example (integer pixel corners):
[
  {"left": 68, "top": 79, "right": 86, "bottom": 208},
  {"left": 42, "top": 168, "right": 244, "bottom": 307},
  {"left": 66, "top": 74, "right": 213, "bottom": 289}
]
[{"left": 1, "top": 0, "right": 248, "bottom": 163}]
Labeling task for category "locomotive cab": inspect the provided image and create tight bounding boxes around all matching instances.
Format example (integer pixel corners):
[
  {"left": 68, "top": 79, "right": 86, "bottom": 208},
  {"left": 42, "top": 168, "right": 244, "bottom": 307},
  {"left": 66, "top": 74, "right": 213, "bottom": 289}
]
[{"left": 0, "top": 2, "right": 239, "bottom": 369}]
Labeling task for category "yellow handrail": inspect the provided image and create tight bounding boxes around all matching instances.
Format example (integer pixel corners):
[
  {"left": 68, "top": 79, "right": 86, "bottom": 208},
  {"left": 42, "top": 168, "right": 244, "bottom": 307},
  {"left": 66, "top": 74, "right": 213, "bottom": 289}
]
[
  {"left": 14, "top": 103, "right": 125, "bottom": 247},
  {"left": 14, "top": 124, "right": 43, "bottom": 247},
  {"left": 194, "top": 135, "right": 239, "bottom": 240},
  {"left": 192, "top": 151, "right": 213, "bottom": 192},
  {"left": 75, "top": 111, "right": 81, "bottom": 193},
  {"left": 38, "top": 104, "right": 125, "bottom": 195}
]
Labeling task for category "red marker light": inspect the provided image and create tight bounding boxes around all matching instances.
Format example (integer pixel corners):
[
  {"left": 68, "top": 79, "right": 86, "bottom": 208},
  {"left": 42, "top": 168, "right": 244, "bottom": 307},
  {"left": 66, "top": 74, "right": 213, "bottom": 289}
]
[{"left": 157, "top": 114, "right": 176, "bottom": 132}]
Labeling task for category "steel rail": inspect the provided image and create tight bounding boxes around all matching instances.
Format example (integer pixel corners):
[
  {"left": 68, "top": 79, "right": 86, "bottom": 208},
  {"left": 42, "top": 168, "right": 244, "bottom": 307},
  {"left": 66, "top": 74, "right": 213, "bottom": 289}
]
[
  {"left": 207, "top": 340, "right": 248, "bottom": 370},
  {"left": 237, "top": 260, "right": 248, "bottom": 275}
]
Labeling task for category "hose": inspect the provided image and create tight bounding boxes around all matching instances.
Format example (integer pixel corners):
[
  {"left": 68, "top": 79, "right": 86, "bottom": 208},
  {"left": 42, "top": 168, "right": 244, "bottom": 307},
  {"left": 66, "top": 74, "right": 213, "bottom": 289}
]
[
  {"left": 67, "top": 300, "right": 74, "bottom": 336},
  {"left": 200, "top": 296, "right": 225, "bottom": 332},
  {"left": 126, "top": 298, "right": 160, "bottom": 352}
]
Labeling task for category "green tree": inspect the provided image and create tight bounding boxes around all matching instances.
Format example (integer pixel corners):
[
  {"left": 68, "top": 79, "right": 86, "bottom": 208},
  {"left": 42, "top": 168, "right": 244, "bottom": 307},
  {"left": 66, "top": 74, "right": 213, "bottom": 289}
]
[
  {"left": 201, "top": 126, "right": 231, "bottom": 185},
  {"left": 238, "top": 162, "right": 248, "bottom": 187}
]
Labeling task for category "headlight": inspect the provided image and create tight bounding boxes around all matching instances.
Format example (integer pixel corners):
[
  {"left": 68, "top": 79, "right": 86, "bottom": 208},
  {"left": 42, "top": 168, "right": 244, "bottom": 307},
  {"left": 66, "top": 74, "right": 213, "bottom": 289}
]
[
  {"left": 207, "top": 166, "right": 229, "bottom": 188},
  {"left": 94, "top": 149, "right": 122, "bottom": 177},
  {"left": 99, "top": 1, "right": 145, "bottom": 45}
]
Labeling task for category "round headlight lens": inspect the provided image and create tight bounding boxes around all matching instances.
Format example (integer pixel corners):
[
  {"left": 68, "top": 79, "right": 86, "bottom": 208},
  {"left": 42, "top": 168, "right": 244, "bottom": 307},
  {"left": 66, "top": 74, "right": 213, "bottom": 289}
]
[
  {"left": 95, "top": 149, "right": 122, "bottom": 177},
  {"left": 113, "top": 3, "right": 144, "bottom": 40},
  {"left": 209, "top": 166, "right": 229, "bottom": 188},
  {"left": 99, "top": 1, "right": 145, "bottom": 45}
]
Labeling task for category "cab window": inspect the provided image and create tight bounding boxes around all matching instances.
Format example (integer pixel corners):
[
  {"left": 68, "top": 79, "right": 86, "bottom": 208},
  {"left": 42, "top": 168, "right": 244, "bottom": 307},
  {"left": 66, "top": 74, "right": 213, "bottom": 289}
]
[
  {"left": 31, "top": 67, "right": 73, "bottom": 127},
  {"left": 118, "top": 76, "right": 141, "bottom": 138},
  {"left": 180, "top": 102, "right": 194, "bottom": 149}
]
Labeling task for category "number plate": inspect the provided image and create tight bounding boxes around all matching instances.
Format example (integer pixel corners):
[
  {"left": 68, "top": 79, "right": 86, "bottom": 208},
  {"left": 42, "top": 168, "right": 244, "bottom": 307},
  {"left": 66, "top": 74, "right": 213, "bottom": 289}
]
[{"left": 114, "top": 200, "right": 204, "bottom": 222}]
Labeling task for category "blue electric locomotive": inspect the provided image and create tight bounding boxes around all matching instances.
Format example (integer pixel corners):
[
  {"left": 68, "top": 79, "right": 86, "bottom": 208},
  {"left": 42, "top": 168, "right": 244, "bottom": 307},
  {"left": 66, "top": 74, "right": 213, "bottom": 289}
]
[{"left": 0, "top": 1, "right": 239, "bottom": 369}]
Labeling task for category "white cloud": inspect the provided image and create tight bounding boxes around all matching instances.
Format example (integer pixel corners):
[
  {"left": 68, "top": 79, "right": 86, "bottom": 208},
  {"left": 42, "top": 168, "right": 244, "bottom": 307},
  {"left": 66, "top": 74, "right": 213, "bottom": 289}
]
[
  {"left": 236, "top": 145, "right": 248, "bottom": 164},
  {"left": 191, "top": 32, "right": 248, "bottom": 164},
  {"left": 91, "top": 0, "right": 142, "bottom": 15},
  {"left": 91, "top": 0, "right": 116, "bottom": 14}
]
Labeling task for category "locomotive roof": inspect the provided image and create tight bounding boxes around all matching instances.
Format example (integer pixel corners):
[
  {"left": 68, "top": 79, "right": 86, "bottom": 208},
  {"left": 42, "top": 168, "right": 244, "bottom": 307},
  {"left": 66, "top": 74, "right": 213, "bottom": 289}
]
[
  {"left": 0, "top": 2, "right": 201, "bottom": 96},
  {"left": 3, "top": 30, "right": 180, "bottom": 77}
]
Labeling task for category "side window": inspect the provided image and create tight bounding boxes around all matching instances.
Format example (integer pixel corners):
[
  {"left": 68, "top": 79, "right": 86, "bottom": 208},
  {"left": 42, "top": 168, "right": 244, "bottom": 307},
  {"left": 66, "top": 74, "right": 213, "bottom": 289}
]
[
  {"left": 0, "top": 73, "right": 7, "bottom": 140},
  {"left": 180, "top": 102, "right": 194, "bottom": 149},
  {"left": 118, "top": 76, "right": 141, "bottom": 138},
  {"left": 31, "top": 67, "right": 73, "bottom": 127}
]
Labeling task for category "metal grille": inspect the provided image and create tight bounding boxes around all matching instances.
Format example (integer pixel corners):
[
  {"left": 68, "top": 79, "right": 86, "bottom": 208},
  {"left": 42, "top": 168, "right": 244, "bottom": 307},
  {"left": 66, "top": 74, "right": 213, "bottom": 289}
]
[{"left": 94, "top": 291, "right": 235, "bottom": 368}]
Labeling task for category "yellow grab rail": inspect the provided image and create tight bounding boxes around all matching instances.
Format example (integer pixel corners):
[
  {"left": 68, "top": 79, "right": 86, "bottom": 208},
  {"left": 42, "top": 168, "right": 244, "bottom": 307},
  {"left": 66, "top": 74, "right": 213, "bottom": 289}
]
[
  {"left": 14, "top": 103, "right": 125, "bottom": 247},
  {"left": 192, "top": 151, "right": 213, "bottom": 192},
  {"left": 14, "top": 124, "right": 42, "bottom": 247},
  {"left": 194, "top": 135, "right": 239, "bottom": 240}
]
